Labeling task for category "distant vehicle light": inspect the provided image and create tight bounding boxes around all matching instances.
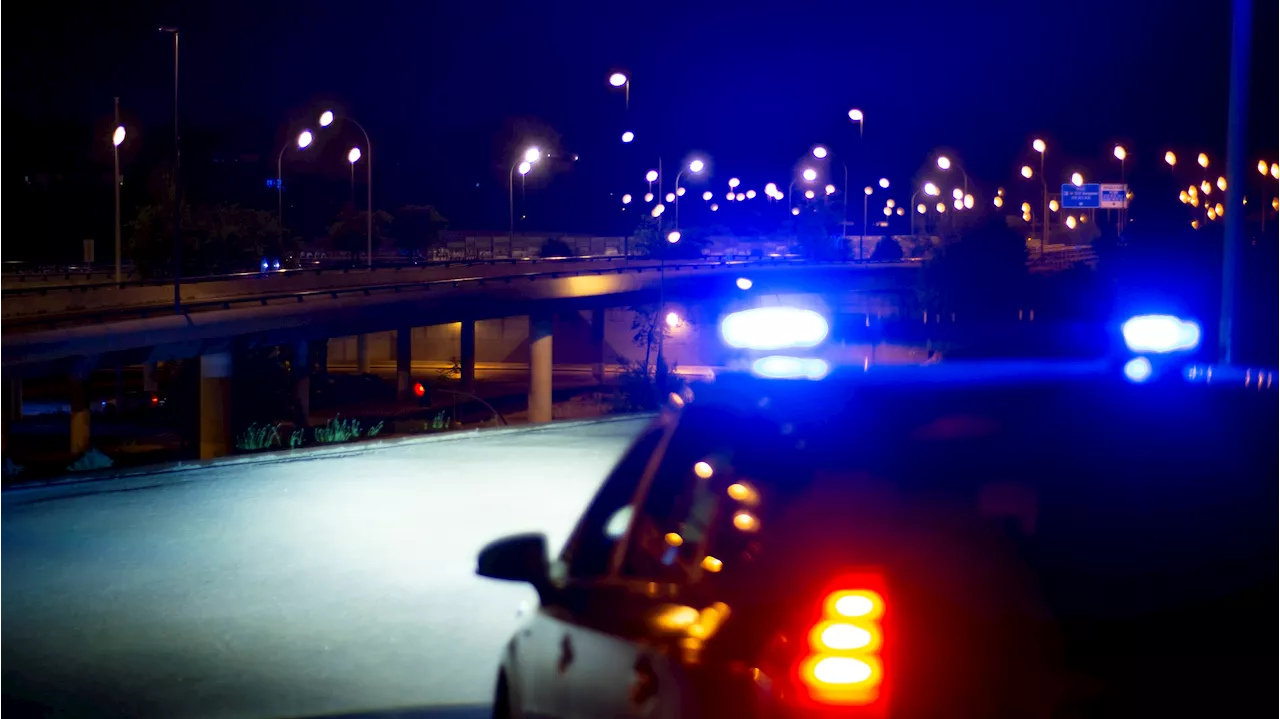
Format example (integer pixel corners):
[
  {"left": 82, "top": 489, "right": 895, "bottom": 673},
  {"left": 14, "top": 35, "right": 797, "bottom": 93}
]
[
  {"left": 1122, "top": 314, "right": 1202, "bottom": 354},
  {"left": 721, "top": 307, "right": 829, "bottom": 350},
  {"left": 413, "top": 382, "right": 426, "bottom": 398},
  {"left": 751, "top": 356, "right": 829, "bottom": 380},
  {"left": 1123, "top": 356, "right": 1153, "bottom": 383},
  {"left": 735, "top": 277, "right": 753, "bottom": 290}
]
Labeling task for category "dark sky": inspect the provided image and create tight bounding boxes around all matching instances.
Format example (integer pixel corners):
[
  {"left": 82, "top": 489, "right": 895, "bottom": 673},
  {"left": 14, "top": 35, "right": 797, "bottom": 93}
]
[{"left": 5, "top": 0, "right": 1278, "bottom": 240}]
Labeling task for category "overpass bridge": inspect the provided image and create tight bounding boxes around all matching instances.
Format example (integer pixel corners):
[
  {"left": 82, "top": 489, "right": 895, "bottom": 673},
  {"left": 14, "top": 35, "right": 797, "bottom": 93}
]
[{"left": 2, "top": 259, "right": 920, "bottom": 460}]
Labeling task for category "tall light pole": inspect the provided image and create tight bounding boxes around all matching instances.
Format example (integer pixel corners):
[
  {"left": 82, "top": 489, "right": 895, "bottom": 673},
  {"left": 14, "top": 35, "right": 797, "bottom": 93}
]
[
  {"left": 1033, "top": 138, "right": 1048, "bottom": 256},
  {"left": 812, "top": 146, "right": 850, "bottom": 252},
  {"left": 1113, "top": 145, "right": 1128, "bottom": 233},
  {"left": 608, "top": 71, "right": 630, "bottom": 110},
  {"left": 790, "top": 167, "right": 818, "bottom": 213},
  {"left": 673, "top": 158, "right": 705, "bottom": 228},
  {"left": 510, "top": 147, "right": 541, "bottom": 239},
  {"left": 911, "top": 182, "right": 940, "bottom": 236},
  {"left": 159, "top": 27, "right": 181, "bottom": 312},
  {"left": 319, "top": 110, "right": 374, "bottom": 268},
  {"left": 112, "top": 104, "right": 126, "bottom": 285},
  {"left": 277, "top": 130, "right": 314, "bottom": 251},
  {"left": 347, "top": 147, "right": 362, "bottom": 205}
]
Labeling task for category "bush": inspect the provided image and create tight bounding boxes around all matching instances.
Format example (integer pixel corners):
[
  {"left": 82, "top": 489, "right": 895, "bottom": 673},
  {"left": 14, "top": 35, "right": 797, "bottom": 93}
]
[
  {"left": 541, "top": 238, "right": 576, "bottom": 258},
  {"left": 870, "top": 237, "right": 905, "bottom": 261},
  {"left": 67, "top": 448, "right": 114, "bottom": 473},
  {"left": 313, "top": 415, "right": 363, "bottom": 443}
]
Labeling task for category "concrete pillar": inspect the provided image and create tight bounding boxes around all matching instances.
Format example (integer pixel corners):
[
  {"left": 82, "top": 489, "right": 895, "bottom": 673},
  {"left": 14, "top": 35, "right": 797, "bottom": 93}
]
[
  {"left": 3, "top": 378, "right": 22, "bottom": 455},
  {"left": 396, "top": 327, "right": 412, "bottom": 401},
  {"left": 528, "top": 312, "right": 553, "bottom": 424},
  {"left": 200, "top": 352, "right": 233, "bottom": 459},
  {"left": 69, "top": 372, "right": 91, "bottom": 457},
  {"left": 292, "top": 340, "right": 311, "bottom": 429},
  {"left": 142, "top": 361, "right": 159, "bottom": 393},
  {"left": 460, "top": 320, "right": 476, "bottom": 393},
  {"left": 356, "top": 334, "right": 371, "bottom": 375},
  {"left": 114, "top": 366, "right": 125, "bottom": 411},
  {"left": 315, "top": 340, "right": 329, "bottom": 390},
  {"left": 590, "top": 308, "right": 606, "bottom": 383}
]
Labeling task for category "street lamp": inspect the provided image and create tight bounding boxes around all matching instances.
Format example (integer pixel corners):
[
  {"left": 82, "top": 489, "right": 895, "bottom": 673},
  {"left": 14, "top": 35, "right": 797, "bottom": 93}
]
[
  {"left": 1071, "top": 173, "right": 1084, "bottom": 187},
  {"left": 924, "top": 182, "right": 939, "bottom": 196},
  {"left": 510, "top": 146, "right": 540, "bottom": 238},
  {"left": 347, "top": 147, "right": 362, "bottom": 204},
  {"left": 622, "top": 194, "right": 632, "bottom": 205},
  {"left": 315, "top": 110, "right": 375, "bottom": 267},
  {"left": 276, "top": 128, "right": 314, "bottom": 253},
  {"left": 1032, "top": 138, "right": 1048, "bottom": 256},
  {"left": 159, "top": 26, "right": 181, "bottom": 312},
  {"left": 937, "top": 154, "right": 970, "bottom": 194},
  {"left": 1197, "top": 153, "right": 1209, "bottom": 168},
  {"left": 621, "top": 131, "right": 634, "bottom": 143},
  {"left": 812, "top": 145, "right": 829, "bottom": 159},
  {"left": 879, "top": 178, "right": 889, "bottom": 189},
  {"left": 608, "top": 72, "right": 630, "bottom": 109},
  {"left": 112, "top": 119, "right": 126, "bottom": 284},
  {"left": 848, "top": 108, "right": 864, "bottom": 136},
  {"left": 674, "top": 158, "right": 705, "bottom": 228},
  {"left": 1166, "top": 151, "right": 1177, "bottom": 167}
]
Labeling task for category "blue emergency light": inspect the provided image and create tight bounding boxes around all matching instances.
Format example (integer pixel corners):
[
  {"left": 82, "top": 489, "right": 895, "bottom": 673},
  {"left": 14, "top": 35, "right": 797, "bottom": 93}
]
[
  {"left": 1121, "top": 315, "right": 1201, "bottom": 354},
  {"left": 720, "top": 307, "right": 829, "bottom": 351}
]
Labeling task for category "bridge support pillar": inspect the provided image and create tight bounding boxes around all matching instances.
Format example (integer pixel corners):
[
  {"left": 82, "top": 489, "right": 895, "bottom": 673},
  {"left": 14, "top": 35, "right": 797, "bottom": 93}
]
[
  {"left": 142, "top": 361, "right": 158, "bottom": 393},
  {"left": 528, "top": 312, "right": 553, "bottom": 424},
  {"left": 460, "top": 320, "right": 476, "bottom": 393},
  {"left": 292, "top": 340, "right": 311, "bottom": 429},
  {"left": 396, "top": 327, "right": 412, "bottom": 401},
  {"left": 356, "top": 335, "right": 371, "bottom": 375},
  {"left": 69, "top": 372, "right": 91, "bottom": 458},
  {"left": 3, "top": 378, "right": 22, "bottom": 455},
  {"left": 590, "top": 308, "right": 606, "bottom": 383},
  {"left": 200, "top": 352, "right": 233, "bottom": 459}
]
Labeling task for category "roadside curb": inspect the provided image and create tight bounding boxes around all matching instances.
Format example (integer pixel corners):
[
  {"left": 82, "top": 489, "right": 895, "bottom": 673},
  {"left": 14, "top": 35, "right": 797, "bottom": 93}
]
[{"left": 2, "top": 413, "right": 653, "bottom": 498}]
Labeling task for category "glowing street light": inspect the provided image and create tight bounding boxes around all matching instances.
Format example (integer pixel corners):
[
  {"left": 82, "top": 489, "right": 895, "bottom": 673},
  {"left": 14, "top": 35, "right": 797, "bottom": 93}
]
[
  {"left": 665, "top": 311, "right": 681, "bottom": 328},
  {"left": 812, "top": 145, "right": 829, "bottom": 159},
  {"left": 1201, "top": 180, "right": 1212, "bottom": 194},
  {"left": 884, "top": 206, "right": 893, "bottom": 216},
  {"left": 896, "top": 207, "right": 905, "bottom": 216},
  {"left": 727, "top": 191, "right": 736, "bottom": 201},
  {"left": 936, "top": 202, "right": 947, "bottom": 213},
  {"left": 621, "top": 131, "right": 634, "bottom": 143},
  {"left": 728, "top": 177, "right": 740, "bottom": 189},
  {"left": 652, "top": 203, "right": 665, "bottom": 217},
  {"left": 1021, "top": 165, "right": 1034, "bottom": 179},
  {"left": 993, "top": 196, "right": 1004, "bottom": 208},
  {"left": 864, "top": 186, "right": 873, "bottom": 196},
  {"left": 665, "top": 192, "right": 676, "bottom": 203},
  {"left": 608, "top": 72, "right": 628, "bottom": 87},
  {"left": 952, "top": 188, "right": 964, "bottom": 200},
  {"left": 1049, "top": 199, "right": 1060, "bottom": 212},
  {"left": 1165, "top": 151, "right": 1177, "bottom": 167},
  {"left": 963, "top": 193, "right": 974, "bottom": 209},
  {"left": 1216, "top": 176, "right": 1227, "bottom": 191},
  {"left": 1071, "top": 172, "right": 1084, "bottom": 187},
  {"left": 347, "top": 146, "right": 362, "bottom": 164},
  {"left": 764, "top": 182, "right": 778, "bottom": 196},
  {"left": 802, "top": 168, "right": 818, "bottom": 182},
  {"left": 510, "top": 147, "right": 541, "bottom": 236},
  {"left": 804, "top": 190, "right": 816, "bottom": 199},
  {"left": 879, "top": 178, "right": 890, "bottom": 189},
  {"left": 791, "top": 207, "right": 801, "bottom": 215},
  {"left": 319, "top": 110, "right": 334, "bottom": 127},
  {"left": 297, "top": 130, "right": 314, "bottom": 149},
  {"left": 1066, "top": 215, "right": 1078, "bottom": 229},
  {"left": 644, "top": 192, "right": 654, "bottom": 203},
  {"left": 1033, "top": 138, "right": 1046, "bottom": 154},
  {"left": 848, "top": 108, "right": 864, "bottom": 136},
  {"left": 825, "top": 184, "right": 836, "bottom": 195},
  {"left": 622, "top": 194, "right": 632, "bottom": 204},
  {"left": 523, "top": 147, "right": 541, "bottom": 163},
  {"left": 886, "top": 198, "right": 896, "bottom": 208},
  {"left": 1259, "top": 160, "right": 1269, "bottom": 176},
  {"left": 1197, "top": 153, "right": 1209, "bottom": 168},
  {"left": 924, "top": 182, "right": 939, "bottom": 196},
  {"left": 646, "top": 169, "right": 659, "bottom": 183},
  {"left": 953, "top": 199, "right": 963, "bottom": 210},
  {"left": 736, "top": 192, "right": 744, "bottom": 202},
  {"left": 937, "top": 156, "right": 952, "bottom": 170},
  {"left": 1179, "top": 191, "right": 1189, "bottom": 204},
  {"left": 1021, "top": 202, "right": 1032, "bottom": 213},
  {"left": 702, "top": 191, "right": 713, "bottom": 201},
  {"left": 917, "top": 203, "right": 927, "bottom": 214},
  {"left": 746, "top": 189, "right": 757, "bottom": 199},
  {"left": 518, "top": 161, "right": 532, "bottom": 175},
  {"left": 667, "top": 230, "right": 681, "bottom": 243},
  {"left": 111, "top": 121, "right": 126, "bottom": 283},
  {"left": 689, "top": 159, "right": 705, "bottom": 173},
  {"left": 1272, "top": 164, "right": 1279, "bottom": 180},
  {"left": 676, "top": 187, "right": 686, "bottom": 197},
  {"left": 608, "top": 72, "right": 630, "bottom": 109},
  {"left": 711, "top": 203, "right": 720, "bottom": 211},
  {"left": 1113, "top": 145, "right": 1127, "bottom": 161},
  {"left": 1214, "top": 202, "right": 1224, "bottom": 216}
]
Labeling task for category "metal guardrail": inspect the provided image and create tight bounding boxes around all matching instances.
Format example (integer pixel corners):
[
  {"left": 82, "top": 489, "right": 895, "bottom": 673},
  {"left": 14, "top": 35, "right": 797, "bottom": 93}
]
[
  {"left": 3, "top": 257, "right": 918, "bottom": 332},
  {"left": 0, "top": 254, "right": 769, "bottom": 298}
]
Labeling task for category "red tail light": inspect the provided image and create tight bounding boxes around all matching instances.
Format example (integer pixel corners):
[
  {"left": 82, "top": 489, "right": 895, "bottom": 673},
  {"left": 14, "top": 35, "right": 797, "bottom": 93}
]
[
  {"left": 797, "top": 575, "right": 888, "bottom": 709},
  {"left": 150, "top": 395, "right": 160, "bottom": 405},
  {"left": 413, "top": 382, "right": 426, "bottom": 398}
]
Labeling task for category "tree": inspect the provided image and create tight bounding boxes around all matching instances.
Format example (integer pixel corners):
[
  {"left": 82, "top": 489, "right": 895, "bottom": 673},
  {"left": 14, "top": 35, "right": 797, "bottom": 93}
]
[
  {"left": 541, "top": 237, "right": 577, "bottom": 257},
  {"left": 327, "top": 206, "right": 394, "bottom": 259},
  {"left": 870, "top": 237, "right": 905, "bottom": 261},
  {"left": 392, "top": 204, "right": 449, "bottom": 256},
  {"left": 919, "top": 216, "right": 1029, "bottom": 320},
  {"left": 630, "top": 216, "right": 710, "bottom": 259},
  {"left": 127, "top": 201, "right": 288, "bottom": 276}
]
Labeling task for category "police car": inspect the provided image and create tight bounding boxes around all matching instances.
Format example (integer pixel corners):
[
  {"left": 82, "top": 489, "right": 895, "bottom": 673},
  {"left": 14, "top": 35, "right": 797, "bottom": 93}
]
[{"left": 477, "top": 305, "right": 1276, "bottom": 719}]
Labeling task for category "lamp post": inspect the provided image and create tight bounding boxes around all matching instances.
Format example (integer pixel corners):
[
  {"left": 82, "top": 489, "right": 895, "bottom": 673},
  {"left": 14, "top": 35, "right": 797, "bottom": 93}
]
[
  {"left": 790, "top": 167, "right": 818, "bottom": 213},
  {"left": 277, "top": 129, "right": 314, "bottom": 251},
  {"left": 608, "top": 72, "right": 630, "bottom": 110},
  {"left": 112, "top": 105, "right": 126, "bottom": 285},
  {"left": 318, "top": 110, "right": 374, "bottom": 268},
  {"left": 1113, "top": 145, "right": 1128, "bottom": 233},
  {"left": 1032, "top": 138, "right": 1047, "bottom": 256},
  {"left": 910, "top": 183, "right": 940, "bottom": 236},
  {"left": 673, "top": 159, "right": 705, "bottom": 228},
  {"left": 158, "top": 26, "right": 181, "bottom": 312},
  {"left": 347, "top": 147, "right": 362, "bottom": 205},
  {"left": 510, "top": 147, "right": 541, "bottom": 239},
  {"left": 813, "top": 145, "right": 850, "bottom": 251}
]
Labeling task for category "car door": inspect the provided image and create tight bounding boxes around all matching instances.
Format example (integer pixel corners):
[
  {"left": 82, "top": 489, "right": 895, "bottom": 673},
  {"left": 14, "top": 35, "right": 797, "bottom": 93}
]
[
  {"left": 554, "top": 412, "right": 744, "bottom": 719},
  {"left": 513, "top": 421, "right": 669, "bottom": 719}
]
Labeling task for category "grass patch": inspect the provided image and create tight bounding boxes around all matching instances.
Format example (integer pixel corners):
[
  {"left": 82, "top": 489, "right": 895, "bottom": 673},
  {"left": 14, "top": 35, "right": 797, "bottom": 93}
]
[
  {"left": 67, "top": 447, "right": 114, "bottom": 472},
  {"left": 236, "top": 423, "right": 282, "bottom": 451},
  {"left": 313, "top": 415, "right": 363, "bottom": 444}
]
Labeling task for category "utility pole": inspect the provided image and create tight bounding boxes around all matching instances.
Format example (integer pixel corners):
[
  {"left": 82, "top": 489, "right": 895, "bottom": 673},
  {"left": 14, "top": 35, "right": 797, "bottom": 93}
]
[
  {"left": 1218, "top": 0, "right": 1251, "bottom": 364},
  {"left": 159, "top": 27, "right": 181, "bottom": 313}
]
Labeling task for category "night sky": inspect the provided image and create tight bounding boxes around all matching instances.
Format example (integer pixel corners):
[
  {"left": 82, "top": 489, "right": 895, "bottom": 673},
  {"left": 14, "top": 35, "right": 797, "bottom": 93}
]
[{"left": 5, "top": 0, "right": 1278, "bottom": 254}]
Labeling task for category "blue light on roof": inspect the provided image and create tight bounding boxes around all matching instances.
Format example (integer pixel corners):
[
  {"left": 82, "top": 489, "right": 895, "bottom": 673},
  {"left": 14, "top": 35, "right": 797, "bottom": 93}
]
[
  {"left": 1123, "top": 356, "right": 1153, "bottom": 383},
  {"left": 720, "top": 307, "right": 829, "bottom": 350},
  {"left": 1122, "top": 315, "right": 1201, "bottom": 354},
  {"left": 752, "top": 355, "right": 830, "bottom": 380}
]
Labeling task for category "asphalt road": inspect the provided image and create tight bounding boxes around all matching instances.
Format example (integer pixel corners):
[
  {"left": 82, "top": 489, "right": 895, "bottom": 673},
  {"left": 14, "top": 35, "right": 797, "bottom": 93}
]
[{"left": 2, "top": 416, "right": 651, "bottom": 719}]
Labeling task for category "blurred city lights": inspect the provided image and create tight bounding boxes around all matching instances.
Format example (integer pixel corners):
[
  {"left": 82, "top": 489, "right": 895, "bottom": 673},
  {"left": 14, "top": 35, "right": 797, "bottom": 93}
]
[
  {"left": 736, "top": 193, "right": 745, "bottom": 201},
  {"left": 621, "top": 131, "right": 634, "bottom": 143},
  {"left": 1033, "top": 138, "right": 1046, "bottom": 153},
  {"left": 1216, "top": 176, "right": 1227, "bottom": 191},
  {"left": 963, "top": 193, "right": 974, "bottom": 209},
  {"left": 736, "top": 277, "right": 753, "bottom": 290},
  {"left": 937, "top": 156, "right": 952, "bottom": 170},
  {"left": 1273, "top": 198, "right": 1279, "bottom": 211},
  {"left": 1214, "top": 202, "right": 1224, "bottom": 216},
  {"left": 917, "top": 203, "right": 927, "bottom": 214},
  {"left": 924, "top": 182, "right": 939, "bottom": 196},
  {"left": 1021, "top": 202, "right": 1032, "bottom": 213},
  {"left": 864, "top": 186, "right": 873, "bottom": 196},
  {"left": 812, "top": 146, "right": 829, "bottom": 159},
  {"left": 608, "top": 72, "right": 628, "bottom": 87},
  {"left": 848, "top": 108, "right": 864, "bottom": 122},
  {"left": 1259, "top": 160, "right": 1269, "bottom": 176},
  {"left": 1201, "top": 181, "right": 1212, "bottom": 194},
  {"left": 879, "top": 178, "right": 890, "bottom": 189},
  {"left": 663, "top": 192, "right": 674, "bottom": 202},
  {"left": 667, "top": 230, "right": 681, "bottom": 243},
  {"left": 825, "top": 184, "right": 836, "bottom": 195},
  {"left": 883, "top": 207, "right": 893, "bottom": 216},
  {"left": 347, "top": 147, "right": 362, "bottom": 164},
  {"left": 689, "top": 159, "right": 706, "bottom": 173},
  {"left": 952, "top": 188, "right": 963, "bottom": 200},
  {"left": 652, "top": 203, "right": 665, "bottom": 217},
  {"left": 746, "top": 189, "right": 757, "bottom": 199},
  {"left": 896, "top": 207, "right": 905, "bottom": 216},
  {"left": 517, "top": 161, "right": 532, "bottom": 175},
  {"left": 702, "top": 191, "right": 713, "bottom": 201},
  {"left": 676, "top": 187, "right": 686, "bottom": 196},
  {"left": 727, "top": 191, "right": 736, "bottom": 200},
  {"left": 297, "top": 130, "right": 314, "bottom": 149},
  {"left": 1071, "top": 172, "right": 1084, "bottom": 187},
  {"left": 1207, "top": 207, "right": 1217, "bottom": 220},
  {"left": 1113, "top": 145, "right": 1127, "bottom": 161},
  {"left": 622, "top": 194, "right": 632, "bottom": 204},
  {"left": 791, "top": 207, "right": 800, "bottom": 215},
  {"left": 764, "top": 182, "right": 778, "bottom": 195},
  {"left": 644, "top": 192, "right": 654, "bottom": 203},
  {"left": 997, "top": 187, "right": 1005, "bottom": 197},
  {"left": 1179, "top": 191, "right": 1189, "bottom": 203},
  {"left": 711, "top": 203, "right": 720, "bottom": 211},
  {"left": 646, "top": 170, "right": 659, "bottom": 182},
  {"left": 1165, "top": 151, "right": 1177, "bottom": 166},
  {"left": 1197, "top": 153, "right": 1209, "bottom": 168},
  {"left": 953, "top": 199, "right": 963, "bottom": 210},
  {"left": 804, "top": 190, "right": 815, "bottom": 199},
  {"left": 1049, "top": 199, "right": 1060, "bottom": 212},
  {"left": 319, "top": 110, "right": 334, "bottom": 127},
  {"left": 1066, "top": 215, "right": 1078, "bottom": 229},
  {"left": 886, "top": 198, "right": 896, "bottom": 208},
  {"left": 802, "top": 168, "right": 818, "bottom": 182},
  {"left": 1021, "top": 165, "right": 1033, "bottom": 179},
  {"left": 993, "top": 196, "right": 1004, "bottom": 208},
  {"left": 1272, "top": 164, "right": 1279, "bottom": 179},
  {"left": 665, "top": 311, "right": 681, "bottom": 328},
  {"left": 728, "top": 177, "right": 740, "bottom": 189}
]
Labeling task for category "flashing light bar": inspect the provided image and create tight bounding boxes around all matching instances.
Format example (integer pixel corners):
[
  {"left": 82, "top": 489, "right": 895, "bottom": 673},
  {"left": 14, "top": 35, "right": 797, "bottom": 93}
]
[
  {"left": 1122, "top": 315, "right": 1201, "bottom": 354},
  {"left": 721, "top": 307, "right": 829, "bottom": 351},
  {"left": 752, "top": 355, "right": 830, "bottom": 380}
]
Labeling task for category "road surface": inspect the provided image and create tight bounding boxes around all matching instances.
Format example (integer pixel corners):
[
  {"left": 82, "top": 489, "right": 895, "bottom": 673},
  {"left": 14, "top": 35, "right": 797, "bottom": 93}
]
[{"left": 2, "top": 416, "right": 651, "bottom": 719}]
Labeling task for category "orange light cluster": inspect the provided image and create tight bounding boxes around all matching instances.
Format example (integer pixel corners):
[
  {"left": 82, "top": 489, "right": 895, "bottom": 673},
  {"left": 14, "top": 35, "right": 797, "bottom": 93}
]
[{"left": 798, "top": 578, "right": 887, "bottom": 708}]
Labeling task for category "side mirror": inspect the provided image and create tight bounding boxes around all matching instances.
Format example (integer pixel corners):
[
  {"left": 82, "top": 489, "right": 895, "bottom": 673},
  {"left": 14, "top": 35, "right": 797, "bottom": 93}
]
[{"left": 477, "top": 533, "right": 549, "bottom": 586}]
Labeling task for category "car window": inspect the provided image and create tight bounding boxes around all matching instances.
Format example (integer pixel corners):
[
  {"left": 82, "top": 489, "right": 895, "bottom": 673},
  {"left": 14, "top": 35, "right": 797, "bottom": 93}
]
[
  {"left": 620, "top": 407, "right": 797, "bottom": 585},
  {"left": 562, "top": 426, "right": 666, "bottom": 579}
]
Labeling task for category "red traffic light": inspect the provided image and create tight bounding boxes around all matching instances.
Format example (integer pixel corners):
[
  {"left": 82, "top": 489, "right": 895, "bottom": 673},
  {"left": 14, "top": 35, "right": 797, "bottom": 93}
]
[{"left": 413, "top": 382, "right": 426, "bottom": 398}]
